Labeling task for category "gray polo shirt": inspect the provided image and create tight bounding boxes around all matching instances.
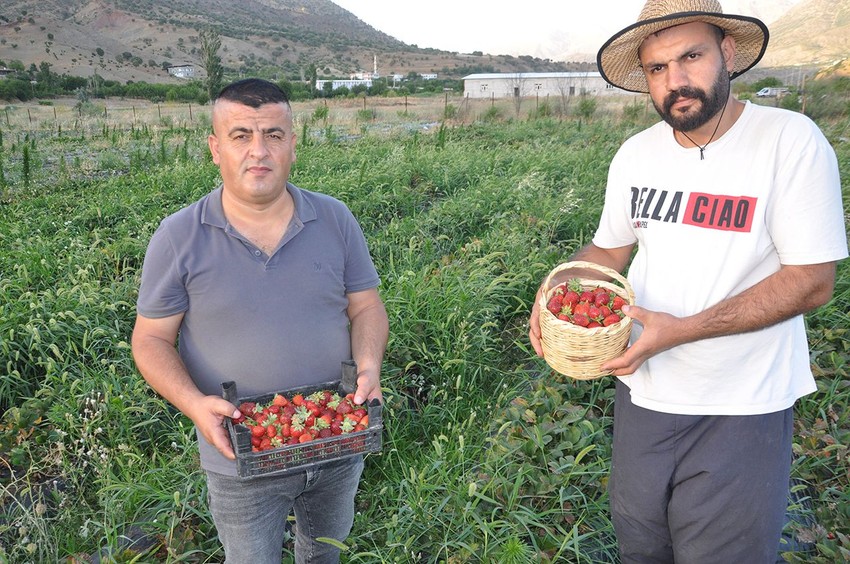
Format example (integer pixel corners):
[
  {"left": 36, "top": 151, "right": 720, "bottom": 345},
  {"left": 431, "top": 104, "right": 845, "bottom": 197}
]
[{"left": 137, "top": 183, "right": 380, "bottom": 475}]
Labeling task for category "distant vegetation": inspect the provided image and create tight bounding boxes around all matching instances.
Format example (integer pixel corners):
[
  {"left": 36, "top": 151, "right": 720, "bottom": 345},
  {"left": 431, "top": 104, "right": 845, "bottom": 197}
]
[{"left": 0, "top": 59, "right": 467, "bottom": 103}]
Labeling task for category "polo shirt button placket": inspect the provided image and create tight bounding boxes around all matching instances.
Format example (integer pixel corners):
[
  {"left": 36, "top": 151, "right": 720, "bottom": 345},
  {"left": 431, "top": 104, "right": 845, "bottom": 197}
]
[{"left": 253, "top": 250, "right": 262, "bottom": 257}]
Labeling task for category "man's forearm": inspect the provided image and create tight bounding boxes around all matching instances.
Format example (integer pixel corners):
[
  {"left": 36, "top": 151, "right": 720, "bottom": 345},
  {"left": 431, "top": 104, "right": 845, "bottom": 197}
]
[
  {"left": 674, "top": 262, "right": 836, "bottom": 346},
  {"left": 133, "top": 336, "right": 206, "bottom": 416},
  {"left": 349, "top": 302, "right": 389, "bottom": 375}
]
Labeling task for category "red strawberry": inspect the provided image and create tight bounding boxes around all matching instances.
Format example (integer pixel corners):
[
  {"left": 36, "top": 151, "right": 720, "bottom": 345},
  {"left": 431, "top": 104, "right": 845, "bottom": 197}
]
[
  {"left": 573, "top": 302, "right": 590, "bottom": 317},
  {"left": 305, "top": 400, "right": 321, "bottom": 416},
  {"left": 603, "top": 313, "right": 623, "bottom": 326},
  {"left": 594, "top": 292, "right": 610, "bottom": 307},
  {"left": 587, "top": 305, "right": 601, "bottom": 320},
  {"left": 611, "top": 296, "right": 626, "bottom": 311},
  {"left": 587, "top": 321, "right": 602, "bottom": 328},
  {"left": 547, "top": 294, "right": 564, "bottom": 315},
  {"left": 572, "top": 314, "right": 590, "bottom": 327},
  {"left": 336, "top": 400, "right": 353, "bottom": 415}
]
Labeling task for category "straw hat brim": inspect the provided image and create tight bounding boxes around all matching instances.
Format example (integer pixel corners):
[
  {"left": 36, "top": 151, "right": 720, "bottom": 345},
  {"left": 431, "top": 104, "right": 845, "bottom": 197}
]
[{"left": 597, "top": 12, "right": 769, "bottom": 93}]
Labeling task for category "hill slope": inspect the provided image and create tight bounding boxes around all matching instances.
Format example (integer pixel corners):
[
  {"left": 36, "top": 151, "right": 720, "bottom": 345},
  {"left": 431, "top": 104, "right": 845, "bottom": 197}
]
[
  {"left": 0, "top": 0, "right": 582, "bottom": 84},
  {"left": 760, "top": 0, "right": 850, "bottom": 67}
]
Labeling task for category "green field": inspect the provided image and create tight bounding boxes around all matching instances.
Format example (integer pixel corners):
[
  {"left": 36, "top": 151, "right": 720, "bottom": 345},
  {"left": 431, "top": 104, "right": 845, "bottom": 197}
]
[{"left": 1, "top": 93, "right": 848, "bottom": 563}]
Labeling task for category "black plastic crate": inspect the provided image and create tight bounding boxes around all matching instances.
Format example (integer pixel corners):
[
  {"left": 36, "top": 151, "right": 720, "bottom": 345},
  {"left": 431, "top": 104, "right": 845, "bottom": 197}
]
[{"left": 221, "top": 360, "right": 383, "bottom": 479}]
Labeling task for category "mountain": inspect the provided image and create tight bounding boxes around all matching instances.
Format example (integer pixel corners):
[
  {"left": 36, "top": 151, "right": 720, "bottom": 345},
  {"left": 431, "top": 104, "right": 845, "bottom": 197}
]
[
  {"left": 0, "top": 0, "right": 846, "bottom": 86},
  {"left": 0, "top": 0, "right": 583, "bottom": 85},
  {"left": 525, "top": 0, "right": 804, "bottom": 65},
  {"left": 759, "top": 0, "right": 850, "bottom": 69}
]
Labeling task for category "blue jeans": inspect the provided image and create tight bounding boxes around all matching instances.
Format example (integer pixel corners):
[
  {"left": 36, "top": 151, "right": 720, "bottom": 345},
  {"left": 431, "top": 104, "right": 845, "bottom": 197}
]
[{"left": 206, "top": 456, "right": 364, "bottom": 564}]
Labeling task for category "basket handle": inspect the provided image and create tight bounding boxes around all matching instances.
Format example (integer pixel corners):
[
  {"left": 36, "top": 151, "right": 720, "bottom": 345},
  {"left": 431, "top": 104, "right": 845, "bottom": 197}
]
[{"left": 540, "top": 261, "right": 635, "bottom": 305}]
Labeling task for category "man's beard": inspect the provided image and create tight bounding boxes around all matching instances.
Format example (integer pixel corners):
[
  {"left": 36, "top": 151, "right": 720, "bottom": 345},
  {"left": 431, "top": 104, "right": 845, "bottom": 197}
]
[{"left": 654, "top": 66, "right": 730, "bottom": 132}]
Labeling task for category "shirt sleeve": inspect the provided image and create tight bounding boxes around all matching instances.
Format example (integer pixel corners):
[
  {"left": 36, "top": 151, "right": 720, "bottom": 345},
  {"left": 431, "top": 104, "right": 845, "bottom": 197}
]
[
  {"left": 593, "top": 144, "right": 640, "bottom": 250},
  {"left": 136, "top": 221, "right": 190, "bottom": 318},
  {"left": 767, "top": 115, "right": 848, "bottom": 265},
  {"left": 340, "top": 205, "right": 381, "bottom": 293}
]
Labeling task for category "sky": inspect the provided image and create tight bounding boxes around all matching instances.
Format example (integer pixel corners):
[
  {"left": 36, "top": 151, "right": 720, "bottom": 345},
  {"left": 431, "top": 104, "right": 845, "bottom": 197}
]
[
  {"left": 330, "top": 1, "right": 805, "bottom": 62},
  {"left": 330, "top": 1, "right": 640, "bottom": 61}
]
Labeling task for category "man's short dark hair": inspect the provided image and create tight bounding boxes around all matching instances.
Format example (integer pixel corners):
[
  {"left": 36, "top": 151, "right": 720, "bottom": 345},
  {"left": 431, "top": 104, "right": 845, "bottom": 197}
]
[{"left": 214, "top": 78, "right": 290, "bottom": 108}]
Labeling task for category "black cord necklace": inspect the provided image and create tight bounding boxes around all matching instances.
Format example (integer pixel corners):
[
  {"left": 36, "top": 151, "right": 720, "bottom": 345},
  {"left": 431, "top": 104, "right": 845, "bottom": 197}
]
[{"left": 677, "top": 96, "right": 729, "bottom": 160}]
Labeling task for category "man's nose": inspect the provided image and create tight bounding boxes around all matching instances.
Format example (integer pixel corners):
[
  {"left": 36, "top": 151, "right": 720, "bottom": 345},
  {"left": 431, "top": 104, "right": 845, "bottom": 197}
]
[
  {"left": 665, "top": 62, "right": 689, "bottom": 93},
  {"left": 249, "top": 135, "right": 270, "bottom": 159}
]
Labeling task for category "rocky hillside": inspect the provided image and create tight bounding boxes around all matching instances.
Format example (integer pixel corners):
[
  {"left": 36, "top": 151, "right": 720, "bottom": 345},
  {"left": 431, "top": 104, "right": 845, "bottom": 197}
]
[
  {"left": 0, "top": 0, "right": 583, "bottom": 84},
  {"left": 760, "top": 0, "right": 850, "bottom": 69}
]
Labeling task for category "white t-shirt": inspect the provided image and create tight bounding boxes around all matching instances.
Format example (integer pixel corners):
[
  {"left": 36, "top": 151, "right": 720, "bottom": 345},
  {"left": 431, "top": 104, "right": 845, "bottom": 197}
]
[{"left": 593, "top": 101, "right": 848, "bottom": 415}]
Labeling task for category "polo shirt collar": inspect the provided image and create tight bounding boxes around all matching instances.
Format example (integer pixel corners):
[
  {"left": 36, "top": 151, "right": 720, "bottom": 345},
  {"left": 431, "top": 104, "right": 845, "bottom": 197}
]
[{"left": 200, "top": 183, "right": 317, "bottom": 229}]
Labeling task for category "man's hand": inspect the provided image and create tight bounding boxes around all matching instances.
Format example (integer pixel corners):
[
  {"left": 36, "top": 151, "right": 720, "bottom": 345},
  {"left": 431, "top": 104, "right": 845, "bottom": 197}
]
[
  {"left": 529, "top": 286, "right": 546, "bottom": 357},
  {"left": 185, "top": 396, "right": 242, "bottom": 461},
  {"left": 353, "top": 367, "right": 382, "bottom": 405},
  {"left": 600, "top": 305, "right": 681, "bottom": 376}
]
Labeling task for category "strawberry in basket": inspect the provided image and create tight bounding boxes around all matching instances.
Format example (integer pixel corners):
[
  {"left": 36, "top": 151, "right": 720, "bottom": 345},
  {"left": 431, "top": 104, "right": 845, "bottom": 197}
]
[{"left": 547, "top": 278, "right": 628, "bottom": 328}]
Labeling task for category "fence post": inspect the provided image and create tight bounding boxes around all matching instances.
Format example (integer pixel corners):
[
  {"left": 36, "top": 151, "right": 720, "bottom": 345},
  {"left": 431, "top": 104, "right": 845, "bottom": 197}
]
[{"left": 189, "top": 103, "right": 193, "bottom": 121}]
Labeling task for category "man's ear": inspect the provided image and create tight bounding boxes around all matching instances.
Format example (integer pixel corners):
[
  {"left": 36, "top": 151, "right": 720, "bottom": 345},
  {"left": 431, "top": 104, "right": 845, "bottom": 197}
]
[
  {"left": 721, "top": 34, "right": 737, "bottom": 74},
  {"left": 208, "top": 134, "right": 220, "bottom": 165}
]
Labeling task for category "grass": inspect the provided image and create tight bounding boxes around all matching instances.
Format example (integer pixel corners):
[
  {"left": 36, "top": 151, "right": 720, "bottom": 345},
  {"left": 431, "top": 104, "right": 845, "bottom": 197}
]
[{"left": 0, "top": 92, "right": 848, "bottom": 563}]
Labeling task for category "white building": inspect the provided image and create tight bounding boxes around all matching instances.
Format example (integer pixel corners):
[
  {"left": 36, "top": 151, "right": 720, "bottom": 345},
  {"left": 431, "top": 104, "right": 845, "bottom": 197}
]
[
  {"left": 462, "top": 72, "right": 626, "bottom": 99},
  {"left": 316, "top": 78, "right": 372, "bottom": 91},
  {"left": 167, "top": 64, "right": 195, "bottom": 79}
]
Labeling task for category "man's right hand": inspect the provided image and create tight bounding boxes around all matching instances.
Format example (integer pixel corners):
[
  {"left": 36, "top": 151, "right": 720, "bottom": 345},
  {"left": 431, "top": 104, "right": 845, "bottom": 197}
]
[{"left": 186, "top": 395, "right": 242, "bottom": 461}]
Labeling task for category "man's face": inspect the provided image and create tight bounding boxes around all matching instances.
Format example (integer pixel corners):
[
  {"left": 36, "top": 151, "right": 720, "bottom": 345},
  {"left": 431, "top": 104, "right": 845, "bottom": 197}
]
[
  {"left": 639, "top": 22, "right": 734, "bottom": 133},
  {"left": 208, "top": 99, "right": 296, "bottom": 206}
]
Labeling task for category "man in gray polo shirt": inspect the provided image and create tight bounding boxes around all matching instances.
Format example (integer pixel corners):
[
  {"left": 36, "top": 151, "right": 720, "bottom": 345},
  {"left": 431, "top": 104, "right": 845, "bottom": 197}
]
[{"left": 131, "top": 78, "right": 389, "bottom": 563}]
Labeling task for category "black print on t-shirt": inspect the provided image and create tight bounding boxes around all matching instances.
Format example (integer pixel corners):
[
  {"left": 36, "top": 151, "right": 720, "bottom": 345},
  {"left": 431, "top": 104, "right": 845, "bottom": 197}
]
[{"left": 630, "top": 187, "right": 757, "bottom": 233}]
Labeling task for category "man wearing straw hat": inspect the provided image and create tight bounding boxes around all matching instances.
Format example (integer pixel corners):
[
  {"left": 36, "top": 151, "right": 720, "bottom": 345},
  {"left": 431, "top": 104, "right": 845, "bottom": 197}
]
[{"left": 529, "top": 0, "right": 847, "bottom": 561}]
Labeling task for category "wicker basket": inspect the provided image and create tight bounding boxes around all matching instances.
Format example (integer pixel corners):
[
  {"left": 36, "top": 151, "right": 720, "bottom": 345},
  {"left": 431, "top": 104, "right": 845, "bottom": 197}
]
[{"left": 538, "top": 261, "right": 635, "bottom": 380}]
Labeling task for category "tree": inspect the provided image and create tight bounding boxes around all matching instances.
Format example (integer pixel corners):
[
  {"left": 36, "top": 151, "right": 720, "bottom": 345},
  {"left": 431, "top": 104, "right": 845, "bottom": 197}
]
[{"left": 199, "top": 27, "right": 223, "bottom": 102}]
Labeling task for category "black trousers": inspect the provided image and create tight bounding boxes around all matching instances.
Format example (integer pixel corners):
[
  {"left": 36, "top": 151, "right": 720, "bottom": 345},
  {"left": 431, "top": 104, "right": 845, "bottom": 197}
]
[{"left": 609, "top": 380, "right": 793, "bottom": 564}]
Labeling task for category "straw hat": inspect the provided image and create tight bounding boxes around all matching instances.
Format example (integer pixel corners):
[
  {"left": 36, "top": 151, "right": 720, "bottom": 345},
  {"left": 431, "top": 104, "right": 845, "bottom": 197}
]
[{"left": 596, "top": 0, "right": 769, "bottom": 93}]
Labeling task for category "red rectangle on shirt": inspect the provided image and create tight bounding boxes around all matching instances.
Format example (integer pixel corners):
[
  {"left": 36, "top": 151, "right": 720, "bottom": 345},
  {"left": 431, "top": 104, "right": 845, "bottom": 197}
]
[{"left": 682, "top": 192, "right": 757, "bottom": 232}]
